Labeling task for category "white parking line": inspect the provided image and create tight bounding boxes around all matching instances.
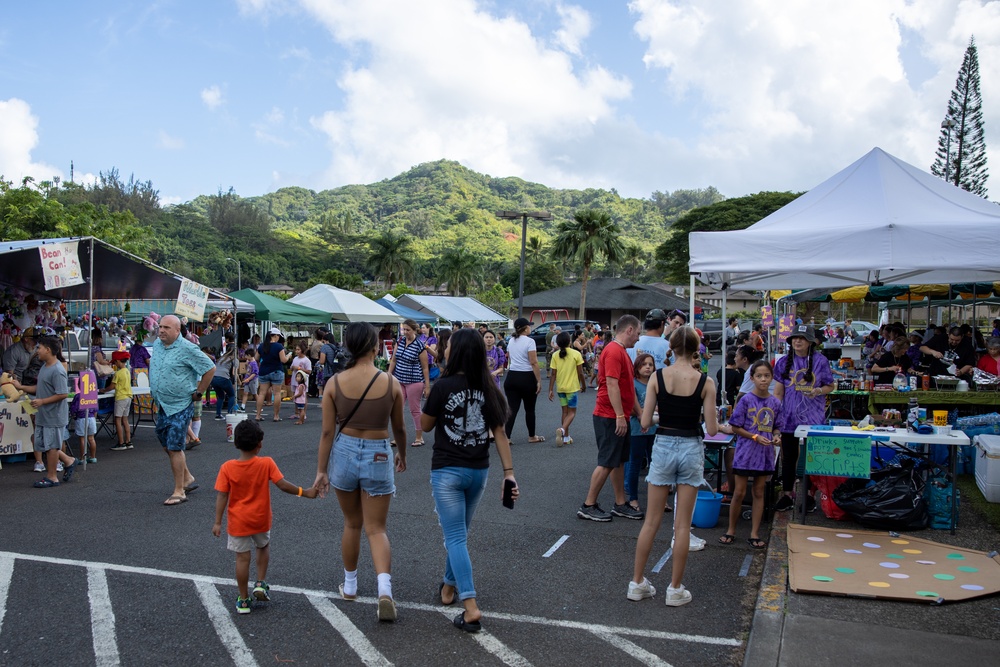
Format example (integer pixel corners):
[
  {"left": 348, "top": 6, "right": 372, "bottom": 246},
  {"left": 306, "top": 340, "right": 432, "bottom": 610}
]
[
  {"left": 88, "top": 567, "right": 120, "bottom": 667},
  {"left": 0, "top": 555, "right": 12, "bottom": 636},
  {"left": 542, "top": 535, "right": 569, "bottom": 558},
  {"left": 439, "top": 608, "right": 534, "bottom": 666},
  {"left": 308, "top": 594, "right": 393, "bottom": 667},
  {"left": 194, "top": 581, "right": 258, "bottom": 667},
  {"left": 591, "top": 630, "right": 673, "bottom": 667},
  {"left": 652, "top": 547, "right": 672, "bottom": 573}
]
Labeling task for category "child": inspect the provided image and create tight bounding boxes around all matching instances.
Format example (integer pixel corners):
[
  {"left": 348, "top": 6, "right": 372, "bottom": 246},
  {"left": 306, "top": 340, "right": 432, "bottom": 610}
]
[
  {"left": 239, "top": 352, "right": 259, "bottom": 411},
  {"left": 547, "top": 331, "right": 585, "bottom": 446},
  {"left": 72, "top": 392, "right": 98, "bottom": 463},
  {"left": 14, "top": 336, "right": 77, "bottom": 488},
  {"left": 293, "top": 369, "right": 308, "bottom": 424},
  {"left": 110, "top": 351, "right": 133, "bottom": 450},
  {"left": 624, "top": 354, "right": 656, "bottom": 514},
  {"left": 718, "top": 360, "right": 781, "bottom": 549},
  {"left": 212, "top": 419, "right": 317, "bottom": 614}
]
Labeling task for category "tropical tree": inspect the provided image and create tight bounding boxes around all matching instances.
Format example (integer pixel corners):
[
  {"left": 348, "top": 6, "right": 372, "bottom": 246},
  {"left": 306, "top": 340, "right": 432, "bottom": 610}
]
[
  {"left": 621, "top": 242, "right": 647, "bottom": 281},
  {"left": 551, "top": 209, "right": 625, "bottom": 319},
  {"left": 931, "top": 36, "right": 988, "bottom": 197},
  {"left": 368, "top": 231, "right": 415, "bottom": 288},
  {"left": 526, "top": 235, "right": 544, "bottom": 262},
  {"left": 438, "top": 247, "right": 482, "bottom": 296}
]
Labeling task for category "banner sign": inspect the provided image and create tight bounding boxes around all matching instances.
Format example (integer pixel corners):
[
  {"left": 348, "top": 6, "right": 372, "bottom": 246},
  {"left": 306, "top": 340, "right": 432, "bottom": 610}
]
[
  {"left": 777, "top": 315, "right": 795, "bottom": 343},
  {"left": 38, "top": 241, "right": 85, "bottom": 290},
  {"left": 0, "top": 402, "right": 34, "bottom": 455},
  {"left": 805, "top": 434, "right": 872, "bottom": 479},
  {"left": 76, "top": 370, "right": 98, "bottom": 413},
  {"left": 761, "top": 305, "right": 773, "bottom": 328},
  {"left": 175, "top": 278, "right": 209, "bottom": 322}
]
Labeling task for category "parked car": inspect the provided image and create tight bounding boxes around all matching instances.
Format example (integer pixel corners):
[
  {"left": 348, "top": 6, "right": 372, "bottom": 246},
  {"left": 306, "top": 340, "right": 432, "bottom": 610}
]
[
  {"left": 698, "top": 319, "right": 754, "bottom": 351},
  {"left": 527, "top": 320, "right": 601, "bottom": 354},
  {"left": 829, "top": 320, "right": 879, "bottom": 344},
  {"left": 63, "top": 328, "right": 137, "bottom": 372}
]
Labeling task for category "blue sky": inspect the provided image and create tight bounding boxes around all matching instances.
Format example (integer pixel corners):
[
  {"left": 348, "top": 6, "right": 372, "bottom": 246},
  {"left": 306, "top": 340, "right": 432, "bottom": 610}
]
[{"left": 1, "top": 1, "right": 997, "bottom": 205}]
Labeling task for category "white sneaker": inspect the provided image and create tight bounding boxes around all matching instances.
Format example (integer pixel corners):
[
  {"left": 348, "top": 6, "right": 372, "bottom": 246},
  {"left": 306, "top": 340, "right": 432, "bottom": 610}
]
[
  {"left": 627, "top": 577, "right": 656, "bottom": 601},
  {"left": 33, "top": 462, "right": 45, "bottom": 473},
  {"left": 670, "top": 533, "right": 706, "bottom": 552},
  {"left": 56, "top": 462, "right": 64, "bottom": 472},
  {"left": 665, "top": 584, "right": 692, "bottom": 607}
]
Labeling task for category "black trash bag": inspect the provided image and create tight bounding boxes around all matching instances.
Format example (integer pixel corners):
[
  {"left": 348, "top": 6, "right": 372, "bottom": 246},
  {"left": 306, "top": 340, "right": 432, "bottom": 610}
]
[{"left": 832, "top": 460, "right": 929, "bottom": 531}]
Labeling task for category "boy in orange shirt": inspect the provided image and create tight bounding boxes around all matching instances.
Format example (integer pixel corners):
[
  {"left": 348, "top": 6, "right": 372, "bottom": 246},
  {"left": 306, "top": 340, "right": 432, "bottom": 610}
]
[{"left": 212, "top": 419, "right": 318, "bottom": 614}]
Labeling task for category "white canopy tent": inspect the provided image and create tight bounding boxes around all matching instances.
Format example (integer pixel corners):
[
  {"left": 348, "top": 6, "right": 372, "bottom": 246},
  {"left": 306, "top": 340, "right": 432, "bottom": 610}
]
[
  {"left": 395, "top": 294, "right": 508, "bottom": 325},
  {"left": 689, "top": 147, "right": 1000, "bottom": 292},
  {"left": 288, "top": 284, "right": 403, "bottom": 323}
]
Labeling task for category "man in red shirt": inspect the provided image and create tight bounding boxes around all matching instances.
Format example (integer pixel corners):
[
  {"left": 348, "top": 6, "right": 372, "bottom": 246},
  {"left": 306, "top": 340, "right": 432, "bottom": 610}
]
[{"left": 578, "top": 314, "right": 643, "bottom": 522}]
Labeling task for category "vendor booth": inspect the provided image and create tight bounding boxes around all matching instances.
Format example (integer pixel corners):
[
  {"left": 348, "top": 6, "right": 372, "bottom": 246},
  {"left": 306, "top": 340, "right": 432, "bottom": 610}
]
[
  {"left": 228, "top": 288, "right": 332, "bottom": 324},
  {"left": 289, "top": 284, "right": 403, "bottom": 324},
  {"left": 395, "top": 294, "right": 508, "bottom": 326}
]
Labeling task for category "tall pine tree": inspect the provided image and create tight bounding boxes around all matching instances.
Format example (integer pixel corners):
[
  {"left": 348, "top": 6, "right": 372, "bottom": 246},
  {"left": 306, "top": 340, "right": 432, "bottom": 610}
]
[{"left": 931, "top": 37, "right": 988, "bottom": 197}]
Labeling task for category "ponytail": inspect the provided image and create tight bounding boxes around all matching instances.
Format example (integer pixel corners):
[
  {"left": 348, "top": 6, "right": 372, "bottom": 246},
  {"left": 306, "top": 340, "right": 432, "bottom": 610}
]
[{"left": 557, "top": 331, "right": 571, "bottom": 359}]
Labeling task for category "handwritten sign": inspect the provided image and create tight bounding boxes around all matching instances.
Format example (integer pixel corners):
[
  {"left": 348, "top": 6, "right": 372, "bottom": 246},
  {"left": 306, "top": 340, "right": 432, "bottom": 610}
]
[
  {"left": 777, "top": 315, "right": 795, "bottom": 343},
  {"left": 761, "top": 305, "right": 773, "bottom": 328},
  {"left": 175, "top": 278, "right": 209, "bottom": 322},
  {"left": 805, "top": 434, "right": 871, "bottom": 479},
  {"left": 38, "top": 241, "right": 84, "bottom": 290},
  {"left": 76, "top": 370, "right": 98, "bottom": 413},
  {"left": 0, "top": 402, "right": 34, "bottom": 455}
]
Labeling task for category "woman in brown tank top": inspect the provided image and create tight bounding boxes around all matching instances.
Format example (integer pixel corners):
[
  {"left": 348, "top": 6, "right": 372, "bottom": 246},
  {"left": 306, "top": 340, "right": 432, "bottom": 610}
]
[{"left": 313, "top": 322, "right": 407, "bottom": 622}]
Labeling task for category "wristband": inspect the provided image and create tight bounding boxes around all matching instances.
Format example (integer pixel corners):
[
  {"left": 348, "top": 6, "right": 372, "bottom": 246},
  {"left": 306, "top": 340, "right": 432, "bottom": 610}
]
[
  {"left": 297, "top": 486, "right": 303, "bottom": 497},
  {"left": 616, "top": 414, "right": 626, "bottom": 419},
  {"left": 752, "top": 434, "right": 759, "bottom": 442},
  {"left": 503, "top": 467, "right": 513, "bottom": 472}
]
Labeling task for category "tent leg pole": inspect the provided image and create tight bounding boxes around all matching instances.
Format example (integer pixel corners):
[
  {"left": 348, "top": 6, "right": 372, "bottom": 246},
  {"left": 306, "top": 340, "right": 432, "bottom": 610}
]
[{"left": 688, "top": 274, "right": 695, "bottom": 325}]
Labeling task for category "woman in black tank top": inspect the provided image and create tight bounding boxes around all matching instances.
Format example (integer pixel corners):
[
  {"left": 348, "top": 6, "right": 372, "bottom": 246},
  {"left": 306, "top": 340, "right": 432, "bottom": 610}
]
[{"left": 628, "top": 327, "right": 718, "bottom": 607}]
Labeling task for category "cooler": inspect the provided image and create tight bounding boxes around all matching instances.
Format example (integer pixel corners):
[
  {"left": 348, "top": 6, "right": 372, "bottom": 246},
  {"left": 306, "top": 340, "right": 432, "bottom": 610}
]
[{"left": 974, "top": 434, "right": 1000, "bottom": 503}]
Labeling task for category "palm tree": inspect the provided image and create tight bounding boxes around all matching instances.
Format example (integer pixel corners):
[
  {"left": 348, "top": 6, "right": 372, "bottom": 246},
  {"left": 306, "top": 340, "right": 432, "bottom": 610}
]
[
  {"left": 526, "top": 235, "right": 544, "bottom": 263},
  {"left": 622, "top": 242, "right": 646, "bottom": 281},
  {"left": 368, "top": 231, "right": 415, "bottom": 288},
  {"left": 552, "top": 209, "right": 625, "bottom": 319},
  {"left": 437, "top": 247, "right": 482, "bottom": 296}
]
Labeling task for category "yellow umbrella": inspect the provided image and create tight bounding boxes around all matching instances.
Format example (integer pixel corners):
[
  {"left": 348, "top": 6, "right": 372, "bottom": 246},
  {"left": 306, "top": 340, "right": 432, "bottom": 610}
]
[{"left": 828, "top": 285, "right": 869, "bottom": 303}]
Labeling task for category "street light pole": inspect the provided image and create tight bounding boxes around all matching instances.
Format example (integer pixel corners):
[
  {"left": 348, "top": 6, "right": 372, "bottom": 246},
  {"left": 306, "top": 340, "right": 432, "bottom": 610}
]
[
  {"left": 497, "top": 210, "right": 553, "bottom": 319},
  {"left": 226, "top": 257, "right": 241, "bottom": 291},
  {"left": 942, "top": 118, "right": 957, "bottom": 185}
]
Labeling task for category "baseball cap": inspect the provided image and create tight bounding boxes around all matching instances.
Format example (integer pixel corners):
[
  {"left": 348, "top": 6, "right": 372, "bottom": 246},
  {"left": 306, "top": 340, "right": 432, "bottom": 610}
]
[
  {"left": 513, "top": 317, "right": 531, "bottom": 331},
  {"left": 645, "top": 308, "right": 667, "bottom": 322},
  {"left": 268, "top": 327, "right": 283, "bottom": 337},
  {"left": 787, "top": 325, "right": 816, "bottom": 344}
]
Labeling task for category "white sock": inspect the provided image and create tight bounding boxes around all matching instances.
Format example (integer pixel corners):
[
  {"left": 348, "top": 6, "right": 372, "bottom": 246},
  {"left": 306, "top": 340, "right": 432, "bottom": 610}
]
[
  {"left": 563, "top": 436, "right": 570, "bottom": 443},
  {"left": 343, "top": 569, "right": 358, "bottom": 596},
  {"left": 377, "top": 572, "right": 392, "bottom": 599},
  {"left": 192, "top": 421, "right": 202, "bottom": 439}
]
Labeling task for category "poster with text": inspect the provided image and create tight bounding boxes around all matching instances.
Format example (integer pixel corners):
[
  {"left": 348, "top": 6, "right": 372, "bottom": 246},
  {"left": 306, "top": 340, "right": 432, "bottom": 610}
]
[
  {"left": 777, "top": 315, "right": 795, "bottom": 342},
  {"left": 0, "top": 402, "right": 34, "bottom": 455},
  {"left": 76, "top": 370, "right": 98, "bottom": 413},
  {"left": 761, "top": 305, "right": 773, "bottom": 328},
  {"left": 38, "top": 241, "right": 84, "bottom": 290},
  {"left": 175, "top": 278, "right": 209, "bottom": 322}
]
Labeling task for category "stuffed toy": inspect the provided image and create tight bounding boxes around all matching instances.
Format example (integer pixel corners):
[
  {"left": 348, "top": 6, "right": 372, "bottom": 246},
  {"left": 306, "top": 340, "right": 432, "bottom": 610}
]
[
  {"left": 0, "top": 372, "right": 24, "bottom": 402},
  {"left": 141, "top": 312, "right": 161, "bottom": 341}
]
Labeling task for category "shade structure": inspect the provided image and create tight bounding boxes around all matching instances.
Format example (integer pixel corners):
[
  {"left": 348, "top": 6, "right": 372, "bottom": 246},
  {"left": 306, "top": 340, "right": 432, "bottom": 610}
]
[
  {"left": 229, "top": 288, "right": 331, "bottom": 324},
  {"left": 375, "top": 297, "right": 438, "bottom": 324},
  {"left": 689, "top": 148, "right": 1000, "bottom": 290},
  {"left": 395, "top": 294, "right": 508, "bottom": 324},
  {"left": 289, "top": 284, "right": 403, "bottom": 323}
]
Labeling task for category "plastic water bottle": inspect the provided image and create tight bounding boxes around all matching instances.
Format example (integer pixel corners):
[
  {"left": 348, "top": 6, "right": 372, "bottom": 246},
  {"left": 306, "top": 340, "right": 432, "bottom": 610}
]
[{"left": 907, "top": 397, "right": 919, "bottom": 432}]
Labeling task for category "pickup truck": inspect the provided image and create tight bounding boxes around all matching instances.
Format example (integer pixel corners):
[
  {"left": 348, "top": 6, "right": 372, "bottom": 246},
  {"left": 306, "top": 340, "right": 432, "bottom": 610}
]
[
  {"left": 63, "top": 329, "right": 138, "bottom": 372},
  {"left": 698, "top": 319, "right": 754, "bottom": 351}
]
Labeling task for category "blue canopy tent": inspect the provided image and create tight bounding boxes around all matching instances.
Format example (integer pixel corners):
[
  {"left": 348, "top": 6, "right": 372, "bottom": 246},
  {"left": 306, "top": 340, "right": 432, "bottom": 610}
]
[{"left": 375, "top": 298, "right": 438, "bottom": 324}]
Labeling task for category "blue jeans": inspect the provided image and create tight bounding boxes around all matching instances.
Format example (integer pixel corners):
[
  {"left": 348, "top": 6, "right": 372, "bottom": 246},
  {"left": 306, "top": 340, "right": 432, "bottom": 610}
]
[
  {"left": 211, "top": 377, "right": 236, "bottom": 417},
  {"left": 624, "top": 434, "right": 655, "bottom": 502},
  {"left": 430, "top": 466, "right": 489, "bottom": 601}
]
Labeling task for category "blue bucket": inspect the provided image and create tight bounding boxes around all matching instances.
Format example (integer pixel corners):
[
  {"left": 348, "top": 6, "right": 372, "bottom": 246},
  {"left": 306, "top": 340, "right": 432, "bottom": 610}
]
[{"left": 692, "top": 490, "right": 724, "bottom": 528}]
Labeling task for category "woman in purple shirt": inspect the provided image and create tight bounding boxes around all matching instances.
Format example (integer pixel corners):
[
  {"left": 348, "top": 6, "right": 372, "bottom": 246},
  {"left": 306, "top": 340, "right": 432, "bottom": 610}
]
[
  {"left": 772, "top": 326, "right": 834, "bottom": 513},
  {"left": 483, "top": 330, "right": 506, "bottom": 387}
]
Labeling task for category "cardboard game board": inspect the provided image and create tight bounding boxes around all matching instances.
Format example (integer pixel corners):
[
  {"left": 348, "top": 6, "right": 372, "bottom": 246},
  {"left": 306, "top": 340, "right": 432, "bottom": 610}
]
[{"left": 788, "top": 523, "right": 1000, "bottom": 603}]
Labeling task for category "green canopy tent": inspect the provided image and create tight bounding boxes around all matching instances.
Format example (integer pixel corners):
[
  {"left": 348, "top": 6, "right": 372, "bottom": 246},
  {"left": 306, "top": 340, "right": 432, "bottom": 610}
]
[{"left": 228, "top": 288, "right": 332, "bottom": 324}]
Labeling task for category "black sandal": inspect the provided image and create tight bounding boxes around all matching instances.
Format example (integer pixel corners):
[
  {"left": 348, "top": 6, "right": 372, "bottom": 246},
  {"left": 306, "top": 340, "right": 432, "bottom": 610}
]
[
  {"left": 453, "top": 611, "right": 482, "bottom": 633},
  {"left": 748, "top": 537, "right": 767, "bottom": 550},
  {"left": 718, "top": 534, "right": 736, "bottom": 545}
]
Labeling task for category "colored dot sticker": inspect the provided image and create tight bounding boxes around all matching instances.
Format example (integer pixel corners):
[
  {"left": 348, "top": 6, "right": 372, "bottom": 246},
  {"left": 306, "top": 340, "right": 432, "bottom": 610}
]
[
  {"left": 811, "top": 552, "right": 831, "bottom": 558},
  {"left": 836, "top": 533, "right": 854, "bottom": 538},
  {"left": 844, "top": 549, "right": 862, "bottom": 555},
  {"left": 933, "top": 574, "right": 955, "bottom": 581},
  {"left": 835, "top": 567, "right": 856, "bottom": 574},
  {"left": 916, "top": 591, "right": 939, "bottom": 598},
  {"left": 946, "top": 553, "right": 965, "bottom": 560},
  {"left": 868, "top": 582, "right": 891, "bottom": 588},
  {"left": 807, "top": 537, "right": 825, "bottom": 542},
  {"left": 888, "top": 573, "right": 910, "bottom": 579},
  {"left": 812, "top": 576, "right": 834, "bottom": 582},
  {"left": 891, "top": 539, "right": 910, "bottom": 545},
  {"left": 902, "top": 549, "right": 922, "bottom": 555},
  {"left": 887, "top": 554, "right": 905, "bottom": 559},
  {"left": 957, "top": 566, "right": 979, "bottom": 573},
  {"left": 862, "top": 543, "right": 881, "bottom": 549},
  {"left": 915, "top": 560, "right": 936, "bottom": 565},
  {"left": 960, "top": 584, "right": 984, "bottom": 591},
  {"left": 879, "top": 562, "right": 901, "bottom": 569}
]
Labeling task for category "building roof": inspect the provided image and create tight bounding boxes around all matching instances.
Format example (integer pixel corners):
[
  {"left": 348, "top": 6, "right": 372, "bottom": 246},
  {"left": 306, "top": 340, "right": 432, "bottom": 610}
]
[
  {"left": 519, "top": 278, "right": 714, "bottom": 312},
  {"left": 256, "top": 284, "right": 295, "bottom": 292}
]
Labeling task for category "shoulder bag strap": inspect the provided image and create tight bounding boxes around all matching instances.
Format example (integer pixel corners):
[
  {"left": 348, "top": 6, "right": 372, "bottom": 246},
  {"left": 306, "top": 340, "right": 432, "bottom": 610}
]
[{"left": 339, "top": 371, "right": 382, "bottom": 433}]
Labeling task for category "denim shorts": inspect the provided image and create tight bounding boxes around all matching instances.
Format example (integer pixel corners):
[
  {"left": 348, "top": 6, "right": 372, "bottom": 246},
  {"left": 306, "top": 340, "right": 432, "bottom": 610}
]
[
  {"left": 260, "top": 370, "right": 285, "bottom": 385},
  {"left": 74, "top": 416, "right": 97, "bottom": 437},
  {"left": 646, "top": 434, "right": 705, "bottom": 488},
  {"left": 330, "top": 433, "right": 395, "bottom": 496}
]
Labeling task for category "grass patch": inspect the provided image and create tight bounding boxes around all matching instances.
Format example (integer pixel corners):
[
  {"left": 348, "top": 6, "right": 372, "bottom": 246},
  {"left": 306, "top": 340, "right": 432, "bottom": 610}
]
[{"left": 956, "top": 474, "right": 1000, "bottom": 531}]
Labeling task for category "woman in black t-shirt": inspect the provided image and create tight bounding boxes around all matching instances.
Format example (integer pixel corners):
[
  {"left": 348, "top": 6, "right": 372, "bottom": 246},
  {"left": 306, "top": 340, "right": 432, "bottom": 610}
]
[{"left": 420, "top": 329, "right": 518, "bottom": 634}]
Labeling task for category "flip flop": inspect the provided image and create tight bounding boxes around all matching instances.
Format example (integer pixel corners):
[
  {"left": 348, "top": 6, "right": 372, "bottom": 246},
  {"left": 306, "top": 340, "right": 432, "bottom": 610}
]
[
  {"left": 184, "top": 483, "right": 199, "bottom": 493},
  {"left": 273, "top": 418, "right": 282, "bottom": 422},
  {"left": 748, "top": 538, "right": 767, "bottom": 550},
  {"left": 528, "top": 436, "right": 546, "bottom": 443},
  {"left": 33, "top": 478, "right": 60, "bottom": 488},
  {"left": 719, "top": 534, "right": 736, "bottom": 545},
  {"left": 163, "top": 495, "right": 187, "bottom": 506},
  {"left": 453, "top": 611, "right": 482, "bottom": 633},
  {"left": 411, "top": 440, "right": 424, "bottom": 447}
]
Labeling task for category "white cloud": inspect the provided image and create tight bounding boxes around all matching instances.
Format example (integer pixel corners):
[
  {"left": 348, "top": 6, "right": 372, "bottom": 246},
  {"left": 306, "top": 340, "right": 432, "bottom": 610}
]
[
  {"left": 296, "top": 0, "right": 630, "bottom": 188},
  {"left": 253, "top": 106, "right": 291, "bottom": 146},
  {"left": 157, "top": 130, "right": 185, "bottom": 150},
  {"left": 0, "top": 98, "right": 63, "bottom": 184},
  {"left": 201, "top": 85, "right": 224, "bottom": 110},
  {"left": 553, "top": 3, "right": 592, "bottom": 56}
]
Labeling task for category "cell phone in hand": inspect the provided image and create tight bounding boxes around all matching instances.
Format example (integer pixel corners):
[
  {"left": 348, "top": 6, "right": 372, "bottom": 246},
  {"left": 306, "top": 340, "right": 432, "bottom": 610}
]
[{"left": 502, "top": 478, "right": 516, "bottom": 509}]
